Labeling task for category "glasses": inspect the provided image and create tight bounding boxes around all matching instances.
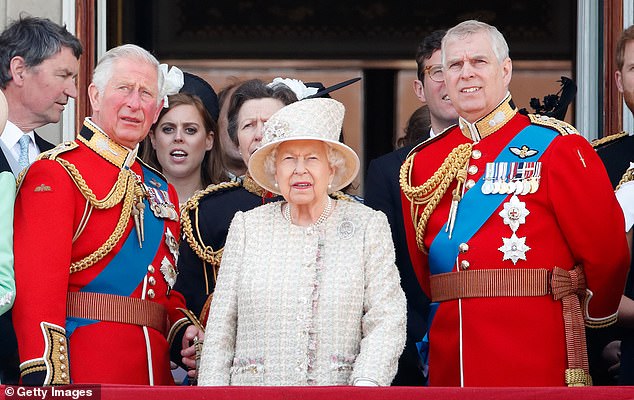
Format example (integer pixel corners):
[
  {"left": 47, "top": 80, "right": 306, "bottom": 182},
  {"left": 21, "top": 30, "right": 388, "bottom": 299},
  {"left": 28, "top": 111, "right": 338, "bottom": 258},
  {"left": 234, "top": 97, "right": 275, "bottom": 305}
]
[{"left": 423, "top": 64, "right": 444, "bottom": 83}]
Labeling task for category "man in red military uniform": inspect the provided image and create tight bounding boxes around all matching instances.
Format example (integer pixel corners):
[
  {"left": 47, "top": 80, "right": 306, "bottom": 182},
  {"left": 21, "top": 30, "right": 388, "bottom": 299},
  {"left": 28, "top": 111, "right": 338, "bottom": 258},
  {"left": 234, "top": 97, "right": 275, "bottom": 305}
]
[
  {"left": 12, "top": 44, "right": 202, "bottom": 385},
  {"left": 400, "top": 20, "right": 629, "bottom": 387}
]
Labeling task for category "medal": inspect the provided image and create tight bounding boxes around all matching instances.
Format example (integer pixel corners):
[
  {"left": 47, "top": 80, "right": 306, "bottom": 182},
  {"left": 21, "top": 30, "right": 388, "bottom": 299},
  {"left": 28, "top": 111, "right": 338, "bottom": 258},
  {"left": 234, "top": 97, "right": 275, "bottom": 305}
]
[
  {"left": 529, "top": 163, "right": 542, "bottom": 194},
  {"left": 160, "top": 256, "right": 178, "bottom": 289},
  {"left": 498, "top": 233, "right": 531, "bottom": 265},
  {"left": 499, "top": 195, "right": 530, "bottom": 232},
  {"left": 481, "top": 163, "right": 495, "bottom": 195},
  {"left": 145, "top": 185, "right": 179, "bottom": 221}
]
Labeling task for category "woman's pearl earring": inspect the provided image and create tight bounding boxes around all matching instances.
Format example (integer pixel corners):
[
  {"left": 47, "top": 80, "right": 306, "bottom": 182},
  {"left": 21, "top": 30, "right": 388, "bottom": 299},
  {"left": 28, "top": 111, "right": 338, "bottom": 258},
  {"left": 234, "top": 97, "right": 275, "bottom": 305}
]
[{"left": 274, "top": 182, "right": 279, "bottom": 188}]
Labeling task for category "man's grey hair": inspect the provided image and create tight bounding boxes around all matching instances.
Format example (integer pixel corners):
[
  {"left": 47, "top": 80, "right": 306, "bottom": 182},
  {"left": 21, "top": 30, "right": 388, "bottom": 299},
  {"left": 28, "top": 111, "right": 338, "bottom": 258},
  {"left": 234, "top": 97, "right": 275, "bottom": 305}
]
[
  {"left": 0, "top": 15, "right": 83, "bottom": 89},
  {"left": 441, "top": 20, "right": 509, "bottom": 66},
  {"left": 92, "top": 44, "right": 164, "bottom": 105}
]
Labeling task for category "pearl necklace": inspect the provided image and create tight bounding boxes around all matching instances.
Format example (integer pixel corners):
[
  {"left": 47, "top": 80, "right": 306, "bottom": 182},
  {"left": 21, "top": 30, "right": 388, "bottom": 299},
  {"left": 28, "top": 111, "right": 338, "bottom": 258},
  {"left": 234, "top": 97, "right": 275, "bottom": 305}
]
[{"left": 284, "top": 197, "right": 332, "bottom": 227}]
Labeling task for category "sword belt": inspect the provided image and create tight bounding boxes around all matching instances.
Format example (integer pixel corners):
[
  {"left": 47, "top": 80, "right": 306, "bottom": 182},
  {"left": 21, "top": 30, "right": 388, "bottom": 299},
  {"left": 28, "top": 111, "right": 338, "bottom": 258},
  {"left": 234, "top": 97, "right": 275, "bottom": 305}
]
[
  {"left": 430, "top": 265, "right": 591, "bottom": 386},
  {"left": 67, "top": 291, "right": 168, "bottom": 336}
]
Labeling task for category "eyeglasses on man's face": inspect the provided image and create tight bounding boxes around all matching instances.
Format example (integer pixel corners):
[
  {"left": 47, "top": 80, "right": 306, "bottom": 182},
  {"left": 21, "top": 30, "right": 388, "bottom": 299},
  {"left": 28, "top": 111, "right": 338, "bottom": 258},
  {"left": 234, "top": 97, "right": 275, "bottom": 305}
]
[{"left": 423, "top": 64, "right": 444, "bottom": 83}]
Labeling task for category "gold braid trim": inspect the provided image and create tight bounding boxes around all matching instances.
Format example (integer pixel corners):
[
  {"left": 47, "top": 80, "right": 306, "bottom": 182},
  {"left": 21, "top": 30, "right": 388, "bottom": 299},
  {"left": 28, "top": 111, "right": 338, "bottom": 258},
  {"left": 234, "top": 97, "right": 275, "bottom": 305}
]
[
  {"left": 616, "top": 168, "right": 634, "bottom": 192},
  {"left": 43, "top": 156, "right": 140, "bottom": 274},
  {"left": 591, "top": 131, "right": 628, "bottom": 148},
  {"left": 181, "top": 181, "right": 241, "bottom": 266},
  {"left": 399, "top": 143, "right": 473, "bottom": 253}
]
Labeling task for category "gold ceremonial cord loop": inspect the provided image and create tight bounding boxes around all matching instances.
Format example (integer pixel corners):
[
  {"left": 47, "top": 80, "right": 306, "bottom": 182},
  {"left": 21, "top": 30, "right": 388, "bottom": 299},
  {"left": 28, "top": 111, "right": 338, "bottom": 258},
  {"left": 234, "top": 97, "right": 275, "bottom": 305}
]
[
  {"left": 69, "top": 172, "right": 137, "bottom": 274},
  {"left": 49, "top": 157, "right": 139, "bottom": 274},
  {"left": 616, "top": 169, "right": 634, "bottom": 192},
  {"left": 399, "top": 143, "right": 473, "bottom": 253},
  {"left": 36, "top": 152, "right": 143, "bottom": 274},
  {"left": 180, "top": 181, "right": 241, "bottom": 266},
  {"left": 52, "top": 157, "right": 129, "bottom": 209}
]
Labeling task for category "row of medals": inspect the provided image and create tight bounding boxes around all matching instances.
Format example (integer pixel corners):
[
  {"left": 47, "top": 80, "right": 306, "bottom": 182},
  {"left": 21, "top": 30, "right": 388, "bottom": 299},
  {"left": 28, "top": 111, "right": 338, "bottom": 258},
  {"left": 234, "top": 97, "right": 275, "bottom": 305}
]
[
  {"left": 145, "top": 184, "right": 179, "bottom": 221},
  {"left": 481, "top": 161, "right": 542, "bottom": 195}
]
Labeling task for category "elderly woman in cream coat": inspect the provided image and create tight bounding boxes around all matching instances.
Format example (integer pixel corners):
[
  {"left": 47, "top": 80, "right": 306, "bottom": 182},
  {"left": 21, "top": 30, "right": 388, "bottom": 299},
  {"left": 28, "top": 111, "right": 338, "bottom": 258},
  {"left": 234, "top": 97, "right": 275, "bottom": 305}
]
[{"left": 198, "top": 98, "right": 406, "bottom": 386}]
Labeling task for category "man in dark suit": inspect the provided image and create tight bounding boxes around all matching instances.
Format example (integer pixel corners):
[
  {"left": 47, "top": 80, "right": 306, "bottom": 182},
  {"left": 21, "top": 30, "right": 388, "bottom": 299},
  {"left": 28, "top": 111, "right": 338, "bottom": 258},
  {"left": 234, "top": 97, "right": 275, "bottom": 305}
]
[
  {"left": 0, "top": 15, "right": 82, "bottom": 384},
  {"left": 364, "top": 30, "right": 458, "bottom": 386},
  {"left": 0, "top": 16, "right": 82, "bottom": 176}
]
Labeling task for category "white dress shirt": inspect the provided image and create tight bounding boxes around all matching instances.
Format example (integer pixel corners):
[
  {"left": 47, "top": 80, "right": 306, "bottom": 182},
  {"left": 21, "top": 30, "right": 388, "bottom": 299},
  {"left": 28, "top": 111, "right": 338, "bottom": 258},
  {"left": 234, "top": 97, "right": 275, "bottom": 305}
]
[{"left": 1, "top": 120, "right": 38, "bottom": 165}]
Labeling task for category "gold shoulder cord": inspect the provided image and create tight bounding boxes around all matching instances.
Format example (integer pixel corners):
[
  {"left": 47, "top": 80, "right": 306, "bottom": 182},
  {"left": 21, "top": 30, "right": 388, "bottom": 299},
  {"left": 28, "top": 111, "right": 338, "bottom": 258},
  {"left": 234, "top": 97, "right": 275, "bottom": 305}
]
[
  {"left": 399, "top": 143, "right": 473, "bottom": 254},
  {"left": 180, "top": 181, "right": 241, "bottom": 266},
  {"left": 40, "top": 152, "right": 141, "bottom": 274},
  {"left": 616, "top": 169, "right": 634, "bottom": 192}
]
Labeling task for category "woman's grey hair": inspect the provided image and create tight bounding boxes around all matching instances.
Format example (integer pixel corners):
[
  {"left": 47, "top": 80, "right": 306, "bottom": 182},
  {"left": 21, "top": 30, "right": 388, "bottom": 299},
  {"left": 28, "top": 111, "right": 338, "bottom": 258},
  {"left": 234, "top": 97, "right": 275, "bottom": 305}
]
[
  {"left": 0, "top": 15, "right": 83, "bottom": 89},
  {"left": 92, "top": 44, "right": 164, "bottom": 105},
  {"left": 441, "top": 20, "right": 509, "bottom": 66},
  {"left": 264, "top": 141, "right": 347, "bottom": 192}
]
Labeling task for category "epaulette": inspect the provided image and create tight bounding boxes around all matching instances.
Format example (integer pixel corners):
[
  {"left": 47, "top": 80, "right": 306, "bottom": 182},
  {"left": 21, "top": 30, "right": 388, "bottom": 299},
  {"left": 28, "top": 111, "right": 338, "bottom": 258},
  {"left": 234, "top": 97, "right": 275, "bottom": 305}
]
[
  {"left": 38, "top": 141, "right": 79, "bottom": 161},
  {"left": 591, "top": 131, "right": 628, "bottom": 149},
  {"left": 330, "top": 190, "right": 363, "bottom": 203},
  {"left": 528, "top": 114, "right": 579, "bottom": 136},
  {"left": 406, "top": 124, "right": 456, "bottom": 160}
]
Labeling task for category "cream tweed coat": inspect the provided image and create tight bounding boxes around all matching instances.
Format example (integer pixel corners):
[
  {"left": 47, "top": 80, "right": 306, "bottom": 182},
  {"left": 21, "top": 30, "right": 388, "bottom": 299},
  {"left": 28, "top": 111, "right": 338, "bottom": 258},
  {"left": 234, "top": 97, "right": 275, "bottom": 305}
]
[{"left": 198, "top": 200, "right": 406, "bottom": 386}]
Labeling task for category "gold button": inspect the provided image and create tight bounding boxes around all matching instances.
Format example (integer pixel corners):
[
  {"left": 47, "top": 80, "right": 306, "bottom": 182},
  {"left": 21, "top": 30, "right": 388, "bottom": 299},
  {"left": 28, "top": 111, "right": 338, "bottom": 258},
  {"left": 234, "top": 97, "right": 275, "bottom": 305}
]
[
  {"left": 147, "top": 289, "right": 155, "bottom": 299},
  {"left": 148, "top": 265, "right": 155, "bottom": 273},
  {"left": 468, "top": 165, "right": 478, "bottom": 175},
  {"left": 459, "top": 243, "right": 469, "bottom": 253},
  {"left": 472, "top": 149, "right": 482, "bottom": 159},
  {"left": 466, "top": 179, "right": 476, "bottom": 189},
  {"left": 59, "top": 346, "right": 65, "bottom": 354},
  {"left": 460, "top": 260, "right": 470, "bottom": 270},
  {"left": 148, "top": 277, "right": 156, "bottom": 286}
]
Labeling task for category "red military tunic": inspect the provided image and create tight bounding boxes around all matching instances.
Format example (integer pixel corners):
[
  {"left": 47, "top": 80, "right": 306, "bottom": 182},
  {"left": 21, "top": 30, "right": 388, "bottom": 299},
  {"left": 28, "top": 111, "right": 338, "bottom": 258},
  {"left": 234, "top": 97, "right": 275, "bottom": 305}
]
[
  {"left": 13, "top": 119, "right": 190, "bottom": 385},
  {"left": 401, "top": 95, "right": 629, "bottom": 387}
]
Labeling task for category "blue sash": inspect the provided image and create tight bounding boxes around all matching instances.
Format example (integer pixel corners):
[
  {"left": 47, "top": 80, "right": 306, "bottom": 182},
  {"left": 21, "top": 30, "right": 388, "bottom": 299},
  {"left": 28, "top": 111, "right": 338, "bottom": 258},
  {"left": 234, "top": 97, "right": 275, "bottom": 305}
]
[
  {"left": 418, "top": 124, "right": 559, "bottom": 378},
  {"left": 428, "top": 125, "right": 557, "bottom": 274},
  {"left": 66, "top": 165, "right": 168, "bottom": 336}
]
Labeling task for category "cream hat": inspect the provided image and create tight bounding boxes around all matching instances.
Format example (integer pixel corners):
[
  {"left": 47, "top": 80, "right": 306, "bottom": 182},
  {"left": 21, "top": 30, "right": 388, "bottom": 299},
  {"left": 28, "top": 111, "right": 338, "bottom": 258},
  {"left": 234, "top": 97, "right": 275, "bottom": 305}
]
[
  {"left": 0, "top": 90, "right": 7, "bottom": 134},
  {"left": 248, "top": 98, "right": 360, "bottom": 195}
]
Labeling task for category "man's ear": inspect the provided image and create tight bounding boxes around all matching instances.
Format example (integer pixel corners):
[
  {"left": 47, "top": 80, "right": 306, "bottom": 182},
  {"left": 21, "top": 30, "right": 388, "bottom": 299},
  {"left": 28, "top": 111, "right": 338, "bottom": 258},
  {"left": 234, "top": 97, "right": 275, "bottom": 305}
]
[
  {"left": 9, "top": 56, "right": 27, "bottom": 86},
  {"left": 616, "top": 70, "right": 625, "bottom": 93},
  {"left": 413, "top": 79, "right": 427, "bottom": 103},
  {"left": 88, "top": 83, "right": 101, "bottom": 112}
]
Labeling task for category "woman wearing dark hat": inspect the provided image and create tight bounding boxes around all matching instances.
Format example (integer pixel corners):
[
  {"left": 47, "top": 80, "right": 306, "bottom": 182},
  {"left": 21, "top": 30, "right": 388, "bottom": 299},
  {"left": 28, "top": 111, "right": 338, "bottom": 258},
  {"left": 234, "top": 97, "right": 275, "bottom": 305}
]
[
  {"left": 197, "top": 98, "right": 406, "bottom": 386},
  {"left": 176, "top": 79, "right": 297, "bottom": 325},
  {"left": 141, "top": 70, "right": 228, "bottom": 205},
  {"left": 0, "top": 90, "right": 15, "bottom": 319}
]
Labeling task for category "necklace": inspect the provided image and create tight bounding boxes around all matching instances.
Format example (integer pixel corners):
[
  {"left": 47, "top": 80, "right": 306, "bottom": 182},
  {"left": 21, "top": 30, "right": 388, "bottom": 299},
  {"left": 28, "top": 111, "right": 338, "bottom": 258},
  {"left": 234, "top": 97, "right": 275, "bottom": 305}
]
[{"left": 284, "top": 197, "right": 332, "bottom": 227}]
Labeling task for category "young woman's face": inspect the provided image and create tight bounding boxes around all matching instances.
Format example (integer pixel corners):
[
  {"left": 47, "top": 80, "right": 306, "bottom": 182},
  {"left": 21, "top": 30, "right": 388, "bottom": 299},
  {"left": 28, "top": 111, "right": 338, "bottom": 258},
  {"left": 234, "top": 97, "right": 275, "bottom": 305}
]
[{"left": 150, "top": 103, "right": 212, "bottom": 181}]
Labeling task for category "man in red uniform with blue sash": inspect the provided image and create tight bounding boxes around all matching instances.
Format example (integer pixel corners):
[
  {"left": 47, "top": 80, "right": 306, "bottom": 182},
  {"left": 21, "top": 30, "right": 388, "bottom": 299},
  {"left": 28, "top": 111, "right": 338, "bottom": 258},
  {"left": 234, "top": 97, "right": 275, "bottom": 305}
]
[
  {"left": 12, "top": 44, "right": 202, "bottom": 385},
  {"left": 401, "top": 20, "right": 629, "bottom": 387}
]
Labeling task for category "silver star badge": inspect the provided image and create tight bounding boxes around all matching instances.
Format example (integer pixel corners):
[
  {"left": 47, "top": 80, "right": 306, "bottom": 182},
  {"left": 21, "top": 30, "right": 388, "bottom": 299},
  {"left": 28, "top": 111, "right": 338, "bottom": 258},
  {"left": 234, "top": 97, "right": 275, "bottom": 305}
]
[
  {"left": 498, "top": 233, "right": 531, "bottom": 265},
  {"left": 499, "top": 195, "right": 529, "bottom": 233}
]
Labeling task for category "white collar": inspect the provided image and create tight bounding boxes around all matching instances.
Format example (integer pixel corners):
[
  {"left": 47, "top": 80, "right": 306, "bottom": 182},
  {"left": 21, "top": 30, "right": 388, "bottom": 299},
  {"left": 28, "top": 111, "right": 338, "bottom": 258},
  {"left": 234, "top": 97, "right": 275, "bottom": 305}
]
[{"left": 1, "top": 120, "right": 34, "bottom": 148}]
